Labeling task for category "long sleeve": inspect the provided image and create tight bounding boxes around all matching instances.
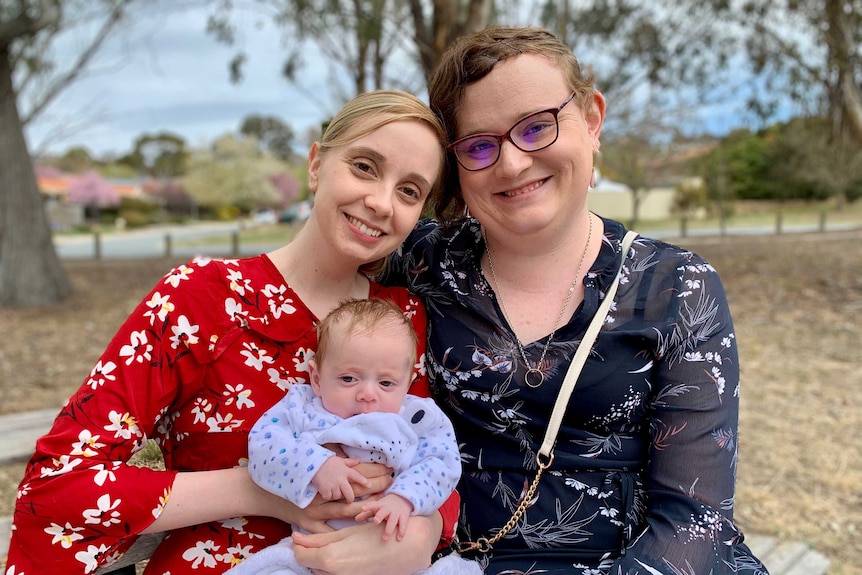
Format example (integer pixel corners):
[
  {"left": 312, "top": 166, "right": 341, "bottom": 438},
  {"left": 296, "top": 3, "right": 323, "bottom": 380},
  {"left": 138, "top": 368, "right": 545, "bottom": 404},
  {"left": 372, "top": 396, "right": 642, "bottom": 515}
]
[
  {"left": 247, "top": 385, "right": 339, "bottom": 508},
  {"left": 6, "top": 262, "right": 214, "bottom": 572},
  {"left": 611, "top": 248, "right": 744, "bottom": 574},
  {"left": 381, "top": 218, "right": 764, "bottom": 573},
  {"left": 386, "top": 396, "right": 461, "bottom": 516}
]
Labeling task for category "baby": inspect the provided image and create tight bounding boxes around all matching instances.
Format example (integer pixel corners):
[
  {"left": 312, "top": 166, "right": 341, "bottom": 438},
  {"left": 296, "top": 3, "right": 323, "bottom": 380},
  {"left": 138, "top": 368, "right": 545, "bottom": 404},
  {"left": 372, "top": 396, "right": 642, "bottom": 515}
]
[{"left": 228, "top": 298, "right": 479, "bottom": 575}]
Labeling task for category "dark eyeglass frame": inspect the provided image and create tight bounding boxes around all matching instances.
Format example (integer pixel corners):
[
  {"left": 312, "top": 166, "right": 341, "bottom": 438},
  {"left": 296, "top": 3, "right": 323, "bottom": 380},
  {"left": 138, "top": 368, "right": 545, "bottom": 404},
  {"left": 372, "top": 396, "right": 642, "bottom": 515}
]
[{"left": 447, "top": 92, "right": 577, "bottom": 171}]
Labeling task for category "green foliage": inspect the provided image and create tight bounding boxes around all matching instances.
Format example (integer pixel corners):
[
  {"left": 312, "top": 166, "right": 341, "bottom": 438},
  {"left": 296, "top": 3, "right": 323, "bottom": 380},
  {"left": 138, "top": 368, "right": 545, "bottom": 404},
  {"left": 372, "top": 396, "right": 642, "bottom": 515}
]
[
  {"left": 121, "top": 132, "right": 188, "bottom": 177},
  {"left": 695, "top": 116, "right": 862, "bottom": 204},
  {"left": 55, "top": 146, "right": 95, "bottom": 173},
  {"left": 701, "top": 129, "right": 771, "bottom": 201},
  {"left": 215, "top": 205, "right": 241, "bottom": 221},
  {"left": 240, "top": 114, "right": 296, "bottom": 161},
  {"left": 673, "top": 178, "right": 708, "bottom": 215},
  {"left": 117, "top": 208, "right": 152, "bottom": 228},
  {"left": 182, "top": 135, "right": 287, "bottom": 212},
  {"left": 99, "top": 162, "right": 139, "bottom": 179},
  {"left": 97, "top": 196, "right": 160, "bottom": 228}
]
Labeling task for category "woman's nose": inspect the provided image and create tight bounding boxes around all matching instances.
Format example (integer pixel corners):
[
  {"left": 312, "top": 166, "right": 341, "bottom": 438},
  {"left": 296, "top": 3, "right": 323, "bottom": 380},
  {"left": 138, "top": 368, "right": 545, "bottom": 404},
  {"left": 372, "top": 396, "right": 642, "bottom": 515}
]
[
  {"left": 364, "top": 186, "right": 394, "bottom": 218},
  {"left": 495, "top": 140, "right": 532, "bottom": 177}
]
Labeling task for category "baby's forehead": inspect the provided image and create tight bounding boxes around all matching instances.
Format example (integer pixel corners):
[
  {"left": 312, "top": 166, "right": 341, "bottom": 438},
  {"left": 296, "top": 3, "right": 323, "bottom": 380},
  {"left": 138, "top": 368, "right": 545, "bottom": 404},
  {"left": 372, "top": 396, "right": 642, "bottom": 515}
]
[{"left": 336, "top": 315, "right": 412, "bottom": 339}]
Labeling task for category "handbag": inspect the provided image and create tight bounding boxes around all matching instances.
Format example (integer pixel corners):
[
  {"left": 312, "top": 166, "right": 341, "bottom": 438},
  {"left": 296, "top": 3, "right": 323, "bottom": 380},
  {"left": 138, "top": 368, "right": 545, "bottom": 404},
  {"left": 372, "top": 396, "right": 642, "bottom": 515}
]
[{"left": 457, "top": 230, "right": 639, "bottom": 554}]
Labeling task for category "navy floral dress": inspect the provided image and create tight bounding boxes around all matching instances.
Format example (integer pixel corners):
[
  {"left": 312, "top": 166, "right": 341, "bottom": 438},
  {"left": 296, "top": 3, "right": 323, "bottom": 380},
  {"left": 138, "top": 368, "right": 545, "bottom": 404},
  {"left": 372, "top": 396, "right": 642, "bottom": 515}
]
[{"left": 382, "top": 217, "right": 768, "bottom": 575}]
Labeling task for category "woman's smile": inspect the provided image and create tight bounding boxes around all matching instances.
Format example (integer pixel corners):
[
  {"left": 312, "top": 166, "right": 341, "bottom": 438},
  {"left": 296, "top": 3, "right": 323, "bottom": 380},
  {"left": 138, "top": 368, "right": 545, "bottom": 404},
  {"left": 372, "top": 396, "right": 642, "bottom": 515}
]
[
  {"left": 497, "top": 177, "right": 549, "bottom": 198},
  {"left": 345, "top": 214, "right": 385, "bottom": 239}
]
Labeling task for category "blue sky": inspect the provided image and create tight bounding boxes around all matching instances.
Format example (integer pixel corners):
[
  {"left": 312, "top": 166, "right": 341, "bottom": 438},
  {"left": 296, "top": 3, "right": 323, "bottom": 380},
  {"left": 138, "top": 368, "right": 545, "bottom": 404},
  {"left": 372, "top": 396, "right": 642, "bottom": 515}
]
[
  {"left": 24, "top": 6, "right": 336, "bottom": 158},
  {"left": 23, "top": 6, "right": 777, "bottom": 159}
]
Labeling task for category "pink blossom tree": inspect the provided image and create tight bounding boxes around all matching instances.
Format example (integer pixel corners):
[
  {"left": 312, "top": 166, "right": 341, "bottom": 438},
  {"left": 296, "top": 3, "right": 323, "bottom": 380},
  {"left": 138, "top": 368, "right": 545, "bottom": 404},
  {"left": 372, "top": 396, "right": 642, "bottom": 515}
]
[
  {"left": 67, "top": 170, "right": 120, "bottom": 208},
  {"left": 268, "top": 172, "right": 300, "bottom": 209}
]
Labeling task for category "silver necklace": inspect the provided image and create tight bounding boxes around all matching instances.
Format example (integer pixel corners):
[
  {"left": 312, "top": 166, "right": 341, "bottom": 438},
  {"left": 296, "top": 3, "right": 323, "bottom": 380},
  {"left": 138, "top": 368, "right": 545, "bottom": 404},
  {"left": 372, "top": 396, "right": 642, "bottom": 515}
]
[{"left": 484, "top": 214, "right": 594, "bottom": 388}]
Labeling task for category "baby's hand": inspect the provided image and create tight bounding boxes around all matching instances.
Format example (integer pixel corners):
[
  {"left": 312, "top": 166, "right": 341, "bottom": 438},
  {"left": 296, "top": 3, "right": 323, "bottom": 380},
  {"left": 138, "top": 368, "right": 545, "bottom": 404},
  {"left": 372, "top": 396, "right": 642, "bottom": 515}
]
[
  {"left": 354, "top": 493, "right": 414, "bottom": 541},
  {"left": 312, "top": 457, "right": 371, "bottom": 502}
]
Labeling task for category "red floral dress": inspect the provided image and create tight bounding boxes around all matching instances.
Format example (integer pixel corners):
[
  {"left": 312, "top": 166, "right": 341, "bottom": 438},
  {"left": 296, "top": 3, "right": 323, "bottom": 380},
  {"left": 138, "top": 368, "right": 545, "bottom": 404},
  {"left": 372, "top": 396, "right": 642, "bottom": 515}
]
[{"left": 7, "top": 254, "right": 454, "bottom": 574}]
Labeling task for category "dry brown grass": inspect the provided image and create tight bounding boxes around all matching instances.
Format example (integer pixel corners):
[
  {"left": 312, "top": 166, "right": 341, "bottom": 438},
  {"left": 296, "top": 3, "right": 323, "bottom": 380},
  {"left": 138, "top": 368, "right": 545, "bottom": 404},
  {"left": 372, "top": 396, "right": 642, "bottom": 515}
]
[{"left": 1, "top": 231, "right": 860, "bottom": 572}]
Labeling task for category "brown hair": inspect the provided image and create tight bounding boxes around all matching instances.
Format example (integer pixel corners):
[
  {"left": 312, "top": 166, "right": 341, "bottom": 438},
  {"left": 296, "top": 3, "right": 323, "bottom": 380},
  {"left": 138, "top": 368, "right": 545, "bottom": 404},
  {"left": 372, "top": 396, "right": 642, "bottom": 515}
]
[
  {"left": 315, "top": 298, "right": 418, "bottom": 369},
  {"left": 317, "top": 91, "right": 447, "bottom": 274},
  {"left": 428, "top": 26, "right": 597, "bottom": 221}
]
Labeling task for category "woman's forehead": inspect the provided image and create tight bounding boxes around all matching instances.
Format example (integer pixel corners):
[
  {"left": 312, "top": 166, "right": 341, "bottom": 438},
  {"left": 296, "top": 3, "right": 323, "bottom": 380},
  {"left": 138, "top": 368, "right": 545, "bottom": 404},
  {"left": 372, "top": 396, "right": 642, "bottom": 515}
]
[{"left": 457, "top": 54, "right": 570, "bottom": 132}]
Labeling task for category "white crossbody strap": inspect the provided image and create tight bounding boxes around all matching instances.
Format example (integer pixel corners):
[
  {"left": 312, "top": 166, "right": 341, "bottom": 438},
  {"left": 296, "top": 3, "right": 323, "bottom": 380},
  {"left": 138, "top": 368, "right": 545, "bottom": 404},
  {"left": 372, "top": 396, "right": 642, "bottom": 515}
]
[{"left": 538, "top": 230, "right": 639, "bottom": 458}]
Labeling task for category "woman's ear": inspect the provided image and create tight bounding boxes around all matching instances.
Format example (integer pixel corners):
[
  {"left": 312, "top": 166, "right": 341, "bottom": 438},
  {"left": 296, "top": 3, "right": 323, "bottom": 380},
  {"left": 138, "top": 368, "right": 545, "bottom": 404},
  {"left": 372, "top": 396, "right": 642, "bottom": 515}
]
[
  {"left": 585, "top": 91, "right": 607, "bottom": 140},
  {"left": 307, "top": 142, "right": 322, "bottom": 193}
]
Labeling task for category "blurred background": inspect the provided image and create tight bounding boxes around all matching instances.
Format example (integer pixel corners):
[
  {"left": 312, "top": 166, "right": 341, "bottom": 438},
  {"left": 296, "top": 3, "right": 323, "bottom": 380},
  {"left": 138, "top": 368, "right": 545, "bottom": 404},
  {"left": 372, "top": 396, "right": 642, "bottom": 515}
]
[
  {"left": 2, "top": 1, "right": 861, "bottom": 309},
  {"left": 1, "top": 2, "right": 860, "bottom": 572}
]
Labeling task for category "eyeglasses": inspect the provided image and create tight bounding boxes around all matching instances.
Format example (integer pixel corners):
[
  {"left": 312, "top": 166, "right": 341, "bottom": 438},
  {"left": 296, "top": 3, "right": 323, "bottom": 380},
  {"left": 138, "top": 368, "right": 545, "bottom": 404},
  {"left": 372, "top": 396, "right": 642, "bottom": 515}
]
[{"left": 448, "top": 93, "right": 576, "bottom": 171}]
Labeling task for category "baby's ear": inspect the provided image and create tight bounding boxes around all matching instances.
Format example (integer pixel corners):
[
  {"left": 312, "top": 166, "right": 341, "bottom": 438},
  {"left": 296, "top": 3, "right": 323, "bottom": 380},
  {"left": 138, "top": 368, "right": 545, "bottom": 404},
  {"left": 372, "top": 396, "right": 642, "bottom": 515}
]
[{"left": 309, "top": 360, "right": 321, "bottom": 394}]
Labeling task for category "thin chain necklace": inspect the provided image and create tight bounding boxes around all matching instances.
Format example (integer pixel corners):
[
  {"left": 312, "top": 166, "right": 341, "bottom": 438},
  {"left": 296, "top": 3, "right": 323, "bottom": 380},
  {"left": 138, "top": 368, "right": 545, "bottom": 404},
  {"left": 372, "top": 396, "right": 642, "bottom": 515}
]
[{"left": 484, "top": 214, "right": 594, "bottom": 388}]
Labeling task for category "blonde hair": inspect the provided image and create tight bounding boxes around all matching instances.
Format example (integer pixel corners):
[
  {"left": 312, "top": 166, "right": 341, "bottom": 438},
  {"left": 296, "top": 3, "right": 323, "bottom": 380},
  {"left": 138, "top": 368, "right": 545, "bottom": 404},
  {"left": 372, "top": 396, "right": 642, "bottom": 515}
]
[
  {"left": 428, "top": 26, "right": 597, "bottom": 221},
  {"left": 315, "top": 298, "right": 418, "bottom": 369},
  {"left": 317, "top": 91, "right": 447, "bottom": 275}
]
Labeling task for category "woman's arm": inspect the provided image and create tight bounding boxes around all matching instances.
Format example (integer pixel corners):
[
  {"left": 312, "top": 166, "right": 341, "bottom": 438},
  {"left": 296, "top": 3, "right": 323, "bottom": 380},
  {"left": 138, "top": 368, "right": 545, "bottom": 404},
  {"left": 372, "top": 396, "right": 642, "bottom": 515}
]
[
  {"left": 292, "top": 512, "right": 443, "bottom": 575},
  {"left": 613, "top": 250, "right": 744, "bottom": 574},
  {"left": 141, "top": 467, "right": 293, "bottom": 533}
]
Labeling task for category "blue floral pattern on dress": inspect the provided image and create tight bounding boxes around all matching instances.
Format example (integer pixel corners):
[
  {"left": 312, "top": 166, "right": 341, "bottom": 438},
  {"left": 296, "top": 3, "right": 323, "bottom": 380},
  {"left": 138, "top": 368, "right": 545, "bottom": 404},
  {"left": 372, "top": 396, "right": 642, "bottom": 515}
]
[{"left": 381, "top": 217, "right": 768, "bottom": 575}]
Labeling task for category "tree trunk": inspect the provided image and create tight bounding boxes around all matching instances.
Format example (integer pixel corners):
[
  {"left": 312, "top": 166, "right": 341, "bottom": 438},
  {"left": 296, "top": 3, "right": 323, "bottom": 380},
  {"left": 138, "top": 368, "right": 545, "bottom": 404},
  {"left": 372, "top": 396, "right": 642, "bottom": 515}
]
[
  {"left": 824, "top": 0, "right": 862, "bottom": 146},
  {"left": 0, "top": 45, "right": 71, "bottom": 307},
  {"left": 413, "top": 0, "right": 491, "bottom": 86}
]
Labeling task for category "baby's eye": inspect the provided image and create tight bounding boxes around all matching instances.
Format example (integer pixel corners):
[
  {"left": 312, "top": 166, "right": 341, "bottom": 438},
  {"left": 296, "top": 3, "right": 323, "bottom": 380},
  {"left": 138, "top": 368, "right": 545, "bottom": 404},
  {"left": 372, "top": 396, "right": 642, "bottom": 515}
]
[
  {"left": 379, "top": 380, "right": 396, "bottom": 388},
  {"left": 340, "top": 375, "right": 357, "bottom": 383}
]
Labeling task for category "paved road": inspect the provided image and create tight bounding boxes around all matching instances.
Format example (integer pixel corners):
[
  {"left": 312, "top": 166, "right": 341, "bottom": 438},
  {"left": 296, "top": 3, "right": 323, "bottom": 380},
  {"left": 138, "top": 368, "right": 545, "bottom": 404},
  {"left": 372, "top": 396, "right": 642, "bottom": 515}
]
[
  {"left": 54, "top": 221, "right": 257, "bottom": 259},
  {"left": 52, "top": 219, "right": 862, "bottom": 260}
]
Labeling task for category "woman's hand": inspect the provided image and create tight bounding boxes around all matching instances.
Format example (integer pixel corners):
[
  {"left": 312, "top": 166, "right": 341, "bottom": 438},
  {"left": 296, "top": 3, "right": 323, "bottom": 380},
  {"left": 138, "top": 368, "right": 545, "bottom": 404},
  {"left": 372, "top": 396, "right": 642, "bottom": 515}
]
[
  {"left": 290, "top": 461, "right": 393, "bottom": 534},
  {"left": 292, "top": 513, "right": 443, "bottom": 575}
]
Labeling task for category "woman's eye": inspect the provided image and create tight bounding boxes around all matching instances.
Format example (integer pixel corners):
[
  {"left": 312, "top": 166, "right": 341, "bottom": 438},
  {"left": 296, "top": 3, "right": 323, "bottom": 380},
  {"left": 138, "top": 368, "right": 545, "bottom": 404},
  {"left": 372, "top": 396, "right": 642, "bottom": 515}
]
[
  {"left": 466, "top": 138, "right": 497, "bottom": 158},
  {"left": 399, "top": 186, "right": 422, "bottom": 200},
  {"left": 520, "top": 120, "right": 554, "bottom": 141},
  {"left": 352, "top": 160, "right": 375, "bottom": 175}
]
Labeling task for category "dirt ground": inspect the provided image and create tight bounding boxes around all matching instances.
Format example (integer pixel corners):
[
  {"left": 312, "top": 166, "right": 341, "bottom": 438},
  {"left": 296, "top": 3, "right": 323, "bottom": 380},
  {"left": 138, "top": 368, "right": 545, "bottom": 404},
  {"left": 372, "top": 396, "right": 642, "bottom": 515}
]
[{"left": 1, "top": 231, "right": 860, "bottom": 573}]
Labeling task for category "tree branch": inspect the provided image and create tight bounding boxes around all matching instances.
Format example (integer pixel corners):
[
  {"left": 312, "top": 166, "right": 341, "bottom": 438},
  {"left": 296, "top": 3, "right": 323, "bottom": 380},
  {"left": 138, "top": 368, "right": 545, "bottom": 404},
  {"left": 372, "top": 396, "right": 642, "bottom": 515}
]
[
  {"left": 20, "top": 0, "right": 128, "bottom": 126},
  {"left": 0, "top": 0, "right": 60, "bottom": 48}
]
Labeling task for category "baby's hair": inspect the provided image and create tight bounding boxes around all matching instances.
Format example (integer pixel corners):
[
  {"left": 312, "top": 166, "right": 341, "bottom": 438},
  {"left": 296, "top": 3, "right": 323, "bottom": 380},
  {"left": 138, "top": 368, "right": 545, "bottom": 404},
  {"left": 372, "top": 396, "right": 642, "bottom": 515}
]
[{"left": 316, "top": 298, "right": 418, "bottom": 369}]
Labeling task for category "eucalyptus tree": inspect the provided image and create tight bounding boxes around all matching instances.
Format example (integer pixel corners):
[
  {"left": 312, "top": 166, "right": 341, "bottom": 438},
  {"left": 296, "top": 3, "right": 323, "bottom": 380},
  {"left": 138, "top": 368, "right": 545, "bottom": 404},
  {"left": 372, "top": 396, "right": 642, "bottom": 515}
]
[
  {"left": 0, "top": 0, "right": 175, "bottom": 307},
  {"left": 207, "top": 0, "right": 498, "bottom": 102},
  {"left": 540, "top": 0, "right": 862, "bottom": 207},
  {"left": 1, "top": 1, "right": 128, "bottom": 306}
]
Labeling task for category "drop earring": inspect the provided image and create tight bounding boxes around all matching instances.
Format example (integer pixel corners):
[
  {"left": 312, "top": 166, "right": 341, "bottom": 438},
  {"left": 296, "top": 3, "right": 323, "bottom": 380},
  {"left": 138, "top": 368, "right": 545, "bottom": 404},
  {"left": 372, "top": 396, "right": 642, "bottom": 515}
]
[{"left": 589, "top": 168, "right": 597, "bottom": 189}]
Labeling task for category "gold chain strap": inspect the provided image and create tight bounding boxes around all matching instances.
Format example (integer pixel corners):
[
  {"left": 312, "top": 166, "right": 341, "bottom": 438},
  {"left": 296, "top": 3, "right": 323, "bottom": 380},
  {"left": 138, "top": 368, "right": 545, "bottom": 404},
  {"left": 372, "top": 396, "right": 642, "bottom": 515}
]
[
  {"left": 457, "top": 452, "right": 554, "bottom": 554},
  {"left": 455, "top": 231, "right": 638, "bottom": 557}
]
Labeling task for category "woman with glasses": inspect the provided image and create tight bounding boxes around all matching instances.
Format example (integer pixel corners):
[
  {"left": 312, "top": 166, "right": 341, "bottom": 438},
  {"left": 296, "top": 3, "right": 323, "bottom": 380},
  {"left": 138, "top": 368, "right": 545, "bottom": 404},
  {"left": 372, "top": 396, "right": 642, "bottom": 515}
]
[{"left": 378, "top": 26, "right": 768, "bottom": 574}]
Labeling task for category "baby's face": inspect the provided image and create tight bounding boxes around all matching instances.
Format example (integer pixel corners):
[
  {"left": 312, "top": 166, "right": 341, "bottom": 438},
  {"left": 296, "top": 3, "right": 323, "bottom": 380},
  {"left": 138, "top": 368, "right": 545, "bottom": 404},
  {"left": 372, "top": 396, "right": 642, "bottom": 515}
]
[{"left": 311, "top": 322, "right": 414, "bottom": 419}]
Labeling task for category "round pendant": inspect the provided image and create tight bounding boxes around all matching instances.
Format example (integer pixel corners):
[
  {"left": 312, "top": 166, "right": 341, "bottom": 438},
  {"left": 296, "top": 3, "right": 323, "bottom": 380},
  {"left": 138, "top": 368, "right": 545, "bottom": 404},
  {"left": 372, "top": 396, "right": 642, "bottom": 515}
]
[{"left": 524, "top": 367, "right": 545, "bottom": 388}]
